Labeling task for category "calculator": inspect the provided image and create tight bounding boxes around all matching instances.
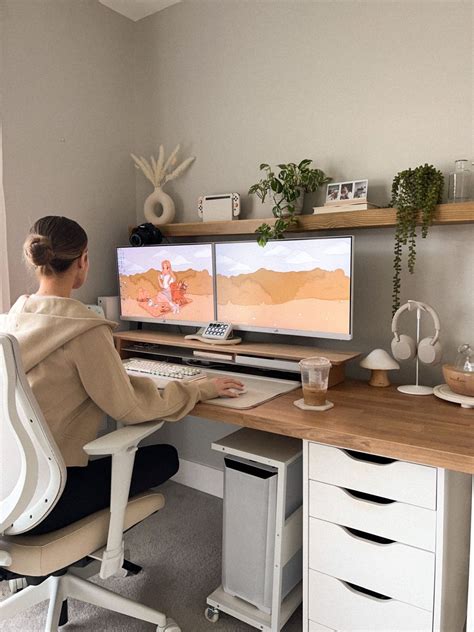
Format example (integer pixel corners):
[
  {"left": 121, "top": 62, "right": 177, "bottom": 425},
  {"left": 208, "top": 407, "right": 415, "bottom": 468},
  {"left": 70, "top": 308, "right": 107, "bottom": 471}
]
[{"left": 201, "top": 322, "right": 233, "bottom": 340}]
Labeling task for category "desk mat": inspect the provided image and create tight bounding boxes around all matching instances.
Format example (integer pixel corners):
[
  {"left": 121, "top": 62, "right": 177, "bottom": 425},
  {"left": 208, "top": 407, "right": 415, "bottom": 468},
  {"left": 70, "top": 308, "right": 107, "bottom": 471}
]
[{"left": 201, "top": 367, "right": 300, "bottom": 410}]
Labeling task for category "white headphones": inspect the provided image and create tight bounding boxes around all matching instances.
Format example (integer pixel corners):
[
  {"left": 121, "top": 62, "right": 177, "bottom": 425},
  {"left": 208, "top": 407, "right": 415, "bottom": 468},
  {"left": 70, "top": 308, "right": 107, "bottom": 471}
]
[{"left": 391, "top": 300, "right": 442, "bottom": 366}]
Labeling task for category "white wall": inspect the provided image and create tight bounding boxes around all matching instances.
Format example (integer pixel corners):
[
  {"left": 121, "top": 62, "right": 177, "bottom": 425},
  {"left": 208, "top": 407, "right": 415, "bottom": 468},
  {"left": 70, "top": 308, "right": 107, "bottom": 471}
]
[
  {"left": 1, "top": 0, "right": 137, "bottom": 304},
  {"left": 133, "top": 0, "right": 473, "bottom": 373},
  {"left": 133, "top": 0, "right": 474, "bottom": 465}
]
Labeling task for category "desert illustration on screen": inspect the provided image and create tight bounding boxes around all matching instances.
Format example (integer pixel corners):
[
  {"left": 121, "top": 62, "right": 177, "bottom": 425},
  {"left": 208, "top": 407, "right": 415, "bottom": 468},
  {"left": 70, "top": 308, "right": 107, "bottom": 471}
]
[
  {"left": 216, "top": 240, "right": 351, "bottom": 334},
  {"left": 118, "top": 247, "right": 214, "bottom": 322}
]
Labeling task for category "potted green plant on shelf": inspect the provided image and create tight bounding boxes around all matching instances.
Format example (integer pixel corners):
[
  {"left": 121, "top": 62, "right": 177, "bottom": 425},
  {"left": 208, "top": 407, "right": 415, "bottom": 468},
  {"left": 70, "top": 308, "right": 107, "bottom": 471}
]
[
  {"left": 249, "top": 160, "right": 331, "bottom": 246},
  {"left": 390, "top": 163, "right": 444, "bottom": 314}
]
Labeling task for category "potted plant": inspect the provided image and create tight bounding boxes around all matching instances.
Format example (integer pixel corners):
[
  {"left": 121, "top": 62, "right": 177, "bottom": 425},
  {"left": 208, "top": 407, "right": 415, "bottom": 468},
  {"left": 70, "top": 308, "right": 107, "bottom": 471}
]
[
  {"left": 249, "top": 160, "right": 331, "bottom": 246},
  {"left": 390, "top": 163, "right": 444, "bottom": 314}
]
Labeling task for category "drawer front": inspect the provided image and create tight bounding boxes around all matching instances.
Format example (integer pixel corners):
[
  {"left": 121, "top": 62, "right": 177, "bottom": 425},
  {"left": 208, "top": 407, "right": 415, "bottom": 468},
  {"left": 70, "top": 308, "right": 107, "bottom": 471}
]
[
  {"left": 309, "top": 517, "right": 435, "bottom": 611},
  {"left": 309, "top": 479, "right": 436, "bottom": 551},
  {"left": 308, "top": 570, "right": 432, "bottom": 631},
  {"left": 309, "top": 621, "right": 335, "bottom": 631},
  {"left": 308, "top": 442, "right": 437, "bottom": 509}
]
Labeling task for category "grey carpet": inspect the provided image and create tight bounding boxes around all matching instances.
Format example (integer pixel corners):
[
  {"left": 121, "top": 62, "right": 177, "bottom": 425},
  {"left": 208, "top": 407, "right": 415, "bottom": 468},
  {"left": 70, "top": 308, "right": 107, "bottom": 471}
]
[{"left": 0, "top": 481, "right": 302, "bottom": 631}]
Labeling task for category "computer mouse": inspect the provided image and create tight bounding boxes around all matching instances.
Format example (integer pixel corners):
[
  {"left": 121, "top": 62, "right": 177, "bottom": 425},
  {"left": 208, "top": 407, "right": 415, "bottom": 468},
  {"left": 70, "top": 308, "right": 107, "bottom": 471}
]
[{"left": 226, "top": 387, "right": 247, "bottom": 397}]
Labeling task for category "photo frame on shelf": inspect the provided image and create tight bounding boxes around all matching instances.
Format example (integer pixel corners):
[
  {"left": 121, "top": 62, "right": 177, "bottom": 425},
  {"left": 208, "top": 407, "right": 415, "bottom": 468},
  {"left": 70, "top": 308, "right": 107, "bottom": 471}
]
[{"left": 326, "top": 179, "right": 368, "bottom": 204}]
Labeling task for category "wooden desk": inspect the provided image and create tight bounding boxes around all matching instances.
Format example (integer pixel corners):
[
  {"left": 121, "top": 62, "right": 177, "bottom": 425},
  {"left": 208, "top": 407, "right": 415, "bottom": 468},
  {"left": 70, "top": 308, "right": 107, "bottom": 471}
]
[
  {"left": 116, "top": 329, "right": 474, "bottom": 629},
  {"left": 196, "top": 381, "right": 474, "bottom": 631},
  {"left": 194, "top": 379, "right": 474, "bottom": 474}
]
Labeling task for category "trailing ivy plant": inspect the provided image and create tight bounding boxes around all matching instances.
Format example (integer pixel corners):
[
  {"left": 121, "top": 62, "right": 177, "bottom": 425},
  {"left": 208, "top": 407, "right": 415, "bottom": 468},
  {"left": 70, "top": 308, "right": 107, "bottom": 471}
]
[
  {"left": 390, "top": 164, "right": 444, "bottom": 314},
  {"left": 249, "top": 160, "right": 331, "bottom": 246}
]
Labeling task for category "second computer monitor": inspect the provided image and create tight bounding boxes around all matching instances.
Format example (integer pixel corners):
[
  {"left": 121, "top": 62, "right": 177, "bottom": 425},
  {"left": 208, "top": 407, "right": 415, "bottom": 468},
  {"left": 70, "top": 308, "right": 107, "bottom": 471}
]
[
  {"left": 215, "top": 237, "right": 353, "bottom": 339},
  {"left": 117, "top": 243, "right": 215, "bottom": 325}
]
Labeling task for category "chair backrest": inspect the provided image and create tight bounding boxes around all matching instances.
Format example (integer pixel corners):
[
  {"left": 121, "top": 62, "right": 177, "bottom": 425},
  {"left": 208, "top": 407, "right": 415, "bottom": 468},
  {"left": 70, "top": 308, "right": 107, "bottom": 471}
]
[{"left": 0, "top": 333, "right": 66, "bottom": 535}]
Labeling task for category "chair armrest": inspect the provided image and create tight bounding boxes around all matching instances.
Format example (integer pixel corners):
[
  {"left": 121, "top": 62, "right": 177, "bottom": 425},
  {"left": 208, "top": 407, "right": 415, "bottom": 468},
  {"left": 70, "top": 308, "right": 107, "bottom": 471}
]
[
  {"left": 83, "top": 420, "right": 164, "bottom": 456},
  {"left": 84, "top": 420, "right": 164, "bottom": 579}
]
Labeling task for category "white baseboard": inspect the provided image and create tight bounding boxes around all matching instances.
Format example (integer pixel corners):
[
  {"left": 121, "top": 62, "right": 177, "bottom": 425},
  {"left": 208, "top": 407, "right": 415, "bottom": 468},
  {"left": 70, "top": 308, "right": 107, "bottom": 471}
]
[{"left": 171, "top": 458, "right": 223, "bottom": 498}]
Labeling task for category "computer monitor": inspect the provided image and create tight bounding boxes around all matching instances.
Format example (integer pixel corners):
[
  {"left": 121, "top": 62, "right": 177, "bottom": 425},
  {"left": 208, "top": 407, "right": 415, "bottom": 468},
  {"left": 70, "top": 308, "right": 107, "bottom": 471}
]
[
  {"left": 117, "top": 243, "right": 215, "bottom": 325},
  {"left": 215, "top": 236, "right": 353, "bottom": 339}
]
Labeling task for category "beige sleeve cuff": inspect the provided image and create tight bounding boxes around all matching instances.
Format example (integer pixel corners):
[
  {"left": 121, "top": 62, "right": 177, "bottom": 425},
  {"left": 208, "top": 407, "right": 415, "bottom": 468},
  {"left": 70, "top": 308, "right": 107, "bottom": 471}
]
[{"left": 197, "top": 379, "right": 219, "bottom": 401}]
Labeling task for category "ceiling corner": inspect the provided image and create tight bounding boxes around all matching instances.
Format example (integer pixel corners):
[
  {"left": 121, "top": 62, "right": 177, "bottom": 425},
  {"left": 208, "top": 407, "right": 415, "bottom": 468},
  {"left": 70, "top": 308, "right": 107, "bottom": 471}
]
[{"left": 98, "top": 0, "right": 182, "bottom": 22}]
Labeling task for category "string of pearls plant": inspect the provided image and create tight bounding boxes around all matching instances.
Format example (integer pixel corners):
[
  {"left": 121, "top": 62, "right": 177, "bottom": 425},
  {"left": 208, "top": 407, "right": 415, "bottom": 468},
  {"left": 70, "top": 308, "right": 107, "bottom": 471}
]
[{"left": 390, "top": 163, "right": 444, "bottom": 314}]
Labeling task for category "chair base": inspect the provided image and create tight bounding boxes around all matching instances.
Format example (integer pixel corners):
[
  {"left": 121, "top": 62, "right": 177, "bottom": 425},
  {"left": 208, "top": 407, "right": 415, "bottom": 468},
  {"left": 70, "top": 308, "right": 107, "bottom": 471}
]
[{"left": 0, "top": 572, "right": 180, "bottom": 632}]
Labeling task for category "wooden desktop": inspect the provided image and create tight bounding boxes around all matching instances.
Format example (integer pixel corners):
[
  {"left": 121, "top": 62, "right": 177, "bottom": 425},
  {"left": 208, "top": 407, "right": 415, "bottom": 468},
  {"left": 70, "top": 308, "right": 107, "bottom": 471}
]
[
  {"left": 114, "top": 330, "right": 474, "bottom": 473},
  {"left": 195, "top": 379, "right": 474, "bottom": 474}
]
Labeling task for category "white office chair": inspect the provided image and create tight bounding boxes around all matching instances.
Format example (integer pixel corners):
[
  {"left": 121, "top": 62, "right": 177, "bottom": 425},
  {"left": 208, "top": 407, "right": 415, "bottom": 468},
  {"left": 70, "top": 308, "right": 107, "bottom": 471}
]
[{"left": 0, "top": 333, "right": 181, "bottom": 631}]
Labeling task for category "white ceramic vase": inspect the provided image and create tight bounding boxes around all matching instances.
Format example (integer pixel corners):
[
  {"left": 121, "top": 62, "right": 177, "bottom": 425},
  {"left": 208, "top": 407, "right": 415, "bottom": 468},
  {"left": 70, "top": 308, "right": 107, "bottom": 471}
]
[{"left": 144, "top": 187, "right": 176, "bottom": 224}]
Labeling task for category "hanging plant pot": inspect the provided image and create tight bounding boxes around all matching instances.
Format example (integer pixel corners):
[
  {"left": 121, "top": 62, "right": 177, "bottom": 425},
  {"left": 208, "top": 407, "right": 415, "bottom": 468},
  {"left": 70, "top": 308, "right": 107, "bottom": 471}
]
[
  {"left": 144, "top": 187, "right": 176, "bottom": 225},
  {"left": 390, "top": 164, "right": 444, "bottom": 314}
]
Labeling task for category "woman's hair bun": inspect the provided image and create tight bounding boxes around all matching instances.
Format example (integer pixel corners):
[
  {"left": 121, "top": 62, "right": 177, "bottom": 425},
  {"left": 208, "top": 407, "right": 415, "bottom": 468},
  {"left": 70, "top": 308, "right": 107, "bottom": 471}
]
[
  {"left": 25, "top": 234, "right": 54, "bottom": 267},
  {"left": 24, "top": 216, "right": 88, "bottom": 275}
]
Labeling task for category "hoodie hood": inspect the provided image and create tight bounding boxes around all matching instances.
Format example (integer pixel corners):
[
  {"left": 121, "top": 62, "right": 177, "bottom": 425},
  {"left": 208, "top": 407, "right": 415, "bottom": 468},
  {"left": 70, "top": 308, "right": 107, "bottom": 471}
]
[{"left": 3, "top": 295, "right": 117, "bottom": 372}]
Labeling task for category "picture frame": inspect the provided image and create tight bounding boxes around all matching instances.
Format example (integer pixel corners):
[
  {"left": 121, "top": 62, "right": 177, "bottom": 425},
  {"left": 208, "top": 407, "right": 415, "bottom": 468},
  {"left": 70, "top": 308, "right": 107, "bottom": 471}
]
[{"left": 325, "top": 179, "right": 368, "bottom": 204}]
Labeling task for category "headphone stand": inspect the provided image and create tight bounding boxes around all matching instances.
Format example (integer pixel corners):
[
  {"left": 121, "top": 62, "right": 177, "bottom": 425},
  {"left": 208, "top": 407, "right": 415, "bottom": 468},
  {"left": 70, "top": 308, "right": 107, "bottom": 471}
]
[{"left": 397, "top": 305, "right": 434, "bottom": 396}]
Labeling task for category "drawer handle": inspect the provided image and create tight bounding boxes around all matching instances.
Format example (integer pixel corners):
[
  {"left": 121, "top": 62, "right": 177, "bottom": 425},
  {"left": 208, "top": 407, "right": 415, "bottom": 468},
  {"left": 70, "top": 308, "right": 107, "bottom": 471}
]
[
  {"left": 342, "top": 580, "right": 392, "bottom": 601},
  {"left": 343, "top": 449, "right": 396, "bottom": 466},
  {"left": 344, "top": 488, "right": 395, "bottom": 505},
  {"left": 343, "top": 525, "right": 395, "bottom": 545}
]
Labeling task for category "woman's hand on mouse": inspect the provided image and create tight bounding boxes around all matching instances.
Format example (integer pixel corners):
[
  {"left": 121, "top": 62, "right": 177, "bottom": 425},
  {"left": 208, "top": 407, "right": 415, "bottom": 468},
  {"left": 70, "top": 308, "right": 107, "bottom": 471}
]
[{"left": 211, "top": 377, "right": 245, "bottom": 398}]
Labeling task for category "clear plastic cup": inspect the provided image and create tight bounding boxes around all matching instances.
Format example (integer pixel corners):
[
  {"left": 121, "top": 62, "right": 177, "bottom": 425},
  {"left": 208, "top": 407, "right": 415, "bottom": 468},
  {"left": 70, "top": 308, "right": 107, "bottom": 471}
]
[{"left": 299, "top": 356, "right": 332, "bottom": 407}]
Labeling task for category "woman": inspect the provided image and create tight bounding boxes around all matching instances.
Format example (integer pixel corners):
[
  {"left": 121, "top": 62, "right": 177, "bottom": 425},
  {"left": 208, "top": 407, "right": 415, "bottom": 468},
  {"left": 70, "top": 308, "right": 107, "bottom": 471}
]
[{"left": 5, "top": 216, "right": 243, "bottom": 534}]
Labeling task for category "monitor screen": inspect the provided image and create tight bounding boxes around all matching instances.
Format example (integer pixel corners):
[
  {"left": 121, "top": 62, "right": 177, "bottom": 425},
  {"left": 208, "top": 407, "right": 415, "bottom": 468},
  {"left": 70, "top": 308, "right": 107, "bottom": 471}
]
[
  {"left": 117, "top": 244, "right": 215, "bottom": 325},
  {"left": 215, "top": 237, "right": 353, "bottom": 339}
]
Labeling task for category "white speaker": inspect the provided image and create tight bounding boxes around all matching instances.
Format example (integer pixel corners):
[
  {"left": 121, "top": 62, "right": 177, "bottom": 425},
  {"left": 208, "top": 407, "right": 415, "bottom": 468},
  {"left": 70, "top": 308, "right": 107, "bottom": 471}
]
[{"left": 98, "top": 296, "right": 128, "bottom": 331}]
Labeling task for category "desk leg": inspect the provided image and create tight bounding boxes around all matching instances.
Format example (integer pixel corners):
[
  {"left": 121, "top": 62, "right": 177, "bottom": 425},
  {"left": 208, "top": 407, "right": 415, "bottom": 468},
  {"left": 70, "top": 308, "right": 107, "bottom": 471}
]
[{"left": 467, "top": 476, "right": 474, "bottom": 632}]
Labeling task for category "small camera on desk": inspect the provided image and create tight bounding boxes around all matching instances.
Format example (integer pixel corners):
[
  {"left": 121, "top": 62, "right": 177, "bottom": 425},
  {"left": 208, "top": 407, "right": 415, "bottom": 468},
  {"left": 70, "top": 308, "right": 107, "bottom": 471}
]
[
  {"left": 198, "top": 193, "right": 240, "bottom": 222},
  {"left": 129, "top": 223, "right": 163, "bottom": 247}
]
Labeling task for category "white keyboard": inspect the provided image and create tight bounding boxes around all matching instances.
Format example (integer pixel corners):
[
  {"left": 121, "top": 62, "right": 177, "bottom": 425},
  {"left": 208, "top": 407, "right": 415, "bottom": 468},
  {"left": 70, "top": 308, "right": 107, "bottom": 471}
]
[{"left": 123, "top": 358, "right": 206, "bottom": 388}]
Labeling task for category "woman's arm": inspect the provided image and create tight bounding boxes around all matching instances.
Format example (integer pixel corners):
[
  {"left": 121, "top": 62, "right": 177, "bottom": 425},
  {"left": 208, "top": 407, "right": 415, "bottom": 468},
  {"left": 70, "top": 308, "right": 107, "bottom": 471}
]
[{"left": 65, "top": 325, "right": 219, "bottom": 424}]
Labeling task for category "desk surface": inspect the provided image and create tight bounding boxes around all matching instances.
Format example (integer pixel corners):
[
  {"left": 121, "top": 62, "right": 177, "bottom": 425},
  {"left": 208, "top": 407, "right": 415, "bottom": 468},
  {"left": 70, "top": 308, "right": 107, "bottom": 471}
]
[{"left": 193, "top": 380, "right": 474, "bottom": 474}]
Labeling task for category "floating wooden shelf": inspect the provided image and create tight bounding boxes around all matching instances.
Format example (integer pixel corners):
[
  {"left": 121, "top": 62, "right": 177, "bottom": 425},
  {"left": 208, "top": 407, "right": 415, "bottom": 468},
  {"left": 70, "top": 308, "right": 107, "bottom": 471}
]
[{"left": 158, "top": 202, "right": 474, "bottom": 237}]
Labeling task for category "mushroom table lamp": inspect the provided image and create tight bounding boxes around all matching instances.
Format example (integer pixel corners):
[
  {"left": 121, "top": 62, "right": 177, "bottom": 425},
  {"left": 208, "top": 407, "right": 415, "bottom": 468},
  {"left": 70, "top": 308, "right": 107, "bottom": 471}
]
[{"left": 360, "top": 349, "right": 400, "bottom": 387}]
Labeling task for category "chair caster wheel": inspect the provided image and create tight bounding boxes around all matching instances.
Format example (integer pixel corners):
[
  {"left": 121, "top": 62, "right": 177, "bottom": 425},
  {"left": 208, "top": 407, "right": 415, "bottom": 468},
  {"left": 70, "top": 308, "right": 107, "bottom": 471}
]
[
  {"left": 157, "top": 618, "right": 181, "bottom": 632},
  {"left": 204, "top": 606, "right": 219, "bottom": 623},
  {"left": 8, "top": 578, "right": 27, "bottom": 594}
]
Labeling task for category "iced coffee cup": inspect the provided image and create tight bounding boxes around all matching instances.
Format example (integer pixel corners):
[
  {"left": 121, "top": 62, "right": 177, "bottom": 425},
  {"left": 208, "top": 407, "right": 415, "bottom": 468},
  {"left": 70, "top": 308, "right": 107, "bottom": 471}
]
[{"left": 299, "top": 357, "right": 332, "bottom": 407}]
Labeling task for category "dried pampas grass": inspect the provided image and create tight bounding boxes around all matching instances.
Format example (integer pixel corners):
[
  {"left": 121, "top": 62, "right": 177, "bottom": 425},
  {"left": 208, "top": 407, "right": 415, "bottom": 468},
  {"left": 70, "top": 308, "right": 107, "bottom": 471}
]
[{"left": 131, "top": 144, "right": 195, "bottom": 188}]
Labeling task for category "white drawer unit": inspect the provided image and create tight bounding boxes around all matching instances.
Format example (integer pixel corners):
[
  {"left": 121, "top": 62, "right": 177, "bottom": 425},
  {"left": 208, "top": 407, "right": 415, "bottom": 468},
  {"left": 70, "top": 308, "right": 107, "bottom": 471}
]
[{"left": 303, "top": 440, "right": 471, "bottom": 632}]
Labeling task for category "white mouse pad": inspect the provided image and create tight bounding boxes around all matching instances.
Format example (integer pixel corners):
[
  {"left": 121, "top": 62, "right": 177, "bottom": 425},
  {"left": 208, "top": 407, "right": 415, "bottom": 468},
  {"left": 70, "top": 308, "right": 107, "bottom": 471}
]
[{"left": 201, "top": 368, "right": 300, "bottom": 410}]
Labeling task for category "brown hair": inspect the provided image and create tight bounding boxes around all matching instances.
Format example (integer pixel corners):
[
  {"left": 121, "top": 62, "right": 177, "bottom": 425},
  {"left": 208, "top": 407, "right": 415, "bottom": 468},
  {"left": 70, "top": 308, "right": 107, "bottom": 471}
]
[{"left": 23, "top": 216, "right": 88, "bottom": 276}]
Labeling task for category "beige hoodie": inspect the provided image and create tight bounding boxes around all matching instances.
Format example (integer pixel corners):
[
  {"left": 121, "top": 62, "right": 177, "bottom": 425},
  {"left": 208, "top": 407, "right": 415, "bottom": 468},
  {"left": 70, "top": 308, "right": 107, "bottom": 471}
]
[{"left": 4, "top": 296, "right": 219, "bottom": 466}]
